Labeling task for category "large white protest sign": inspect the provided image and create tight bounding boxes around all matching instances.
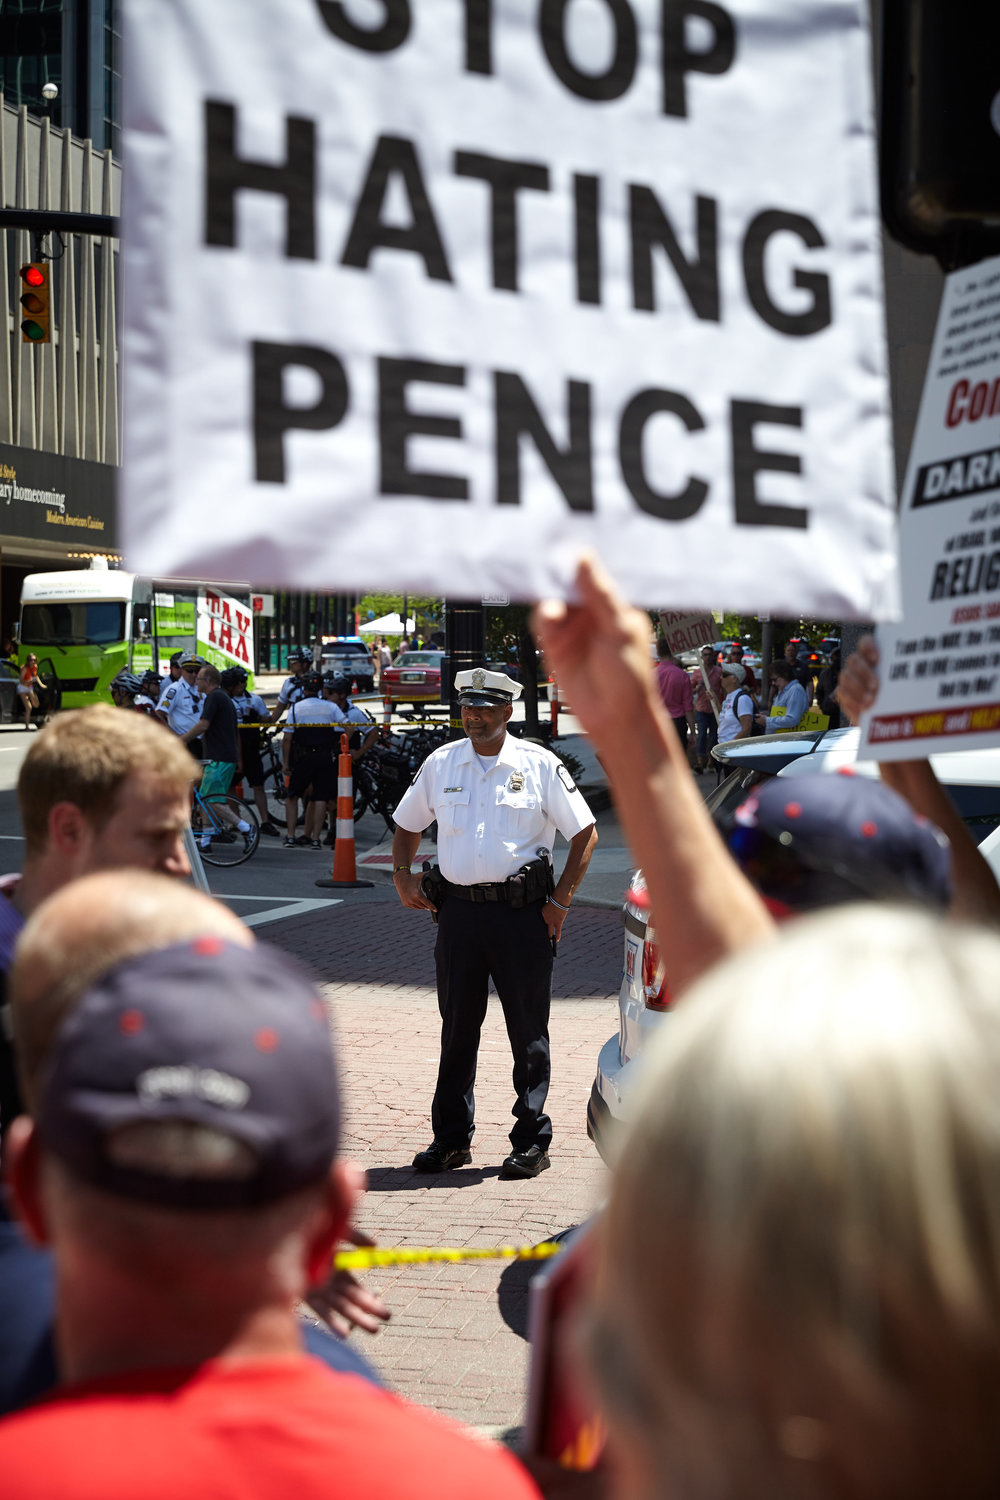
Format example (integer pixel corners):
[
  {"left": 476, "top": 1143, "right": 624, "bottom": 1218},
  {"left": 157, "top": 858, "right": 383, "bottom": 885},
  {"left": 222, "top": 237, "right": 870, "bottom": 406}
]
[
  {"left": 122, "top": 0, "right": 898, "bottom": 614},
  {"left": 859, "top": 255, "right": 1000, "bottom": 761}
]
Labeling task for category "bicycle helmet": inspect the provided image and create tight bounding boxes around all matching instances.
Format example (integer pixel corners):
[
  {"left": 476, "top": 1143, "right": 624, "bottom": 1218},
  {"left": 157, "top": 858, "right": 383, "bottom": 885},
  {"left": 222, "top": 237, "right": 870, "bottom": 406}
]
[
  {"left": 110, "top": 669, "right": 143, "bottom": 699},
  {"left": 323, "top": 674, "right": 351, "bottom": 696},
  {"left": 300, "top": 670, "right": 323, "bottom": 695},
  {"left": 287, "top": 647, "right": 311, "bottom": 665},
  {"left": 140, "top": 669, "right": 162, "bottom": 695},
  {"left": 221, "top": 665, "right": 248, "bottom": 690}
]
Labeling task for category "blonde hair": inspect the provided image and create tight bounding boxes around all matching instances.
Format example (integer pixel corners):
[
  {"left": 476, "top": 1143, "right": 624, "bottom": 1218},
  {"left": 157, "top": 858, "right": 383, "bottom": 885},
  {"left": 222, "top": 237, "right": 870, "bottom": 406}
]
[
  {"left": 592, "top": 905, "right": 1000, "bottom": 1500},
  {"left": 18, "top": 704, "right": 197, "bottom": 855}
]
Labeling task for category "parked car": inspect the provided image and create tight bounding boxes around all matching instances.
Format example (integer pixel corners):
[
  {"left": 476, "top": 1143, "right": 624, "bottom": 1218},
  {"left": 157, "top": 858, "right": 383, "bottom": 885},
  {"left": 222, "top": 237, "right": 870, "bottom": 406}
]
[
  {"left": 818, "top": 635, "right": 840, "bottom": 665},
  {"left": 586, "top": 725, "right": 1000, "bottom": 1162},
  {"left": 380, "top": 650, "right": 445, "bottom": 710},
  {"left": 320, "top": 636, "right": 374, "bottom": 693}
]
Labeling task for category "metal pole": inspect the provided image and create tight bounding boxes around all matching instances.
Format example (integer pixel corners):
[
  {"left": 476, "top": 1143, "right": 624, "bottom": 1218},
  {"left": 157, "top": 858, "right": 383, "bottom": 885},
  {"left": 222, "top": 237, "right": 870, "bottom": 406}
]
[
  {"left": 184, "top": 827, "right": 212, "bottom": 893},
  {"left": 760, "top": 620, "right": 774, "bottom": 692},
  {"left": 444, "top": 601, "right": 485, "bottom": 739},
  {"left": 0, "top": 208, "right": 119, "bottom": 237}
]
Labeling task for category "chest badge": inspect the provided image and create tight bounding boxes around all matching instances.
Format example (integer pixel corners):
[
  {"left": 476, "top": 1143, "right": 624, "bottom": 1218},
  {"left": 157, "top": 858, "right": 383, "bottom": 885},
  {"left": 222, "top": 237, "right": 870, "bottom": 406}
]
[{"left": 508, "top": 771, "right": 525, "bottom": 793}]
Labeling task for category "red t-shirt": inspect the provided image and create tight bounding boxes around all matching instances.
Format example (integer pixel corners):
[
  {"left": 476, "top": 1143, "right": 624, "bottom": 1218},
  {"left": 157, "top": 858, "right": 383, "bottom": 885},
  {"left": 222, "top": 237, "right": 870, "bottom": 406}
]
[{"left": 0, "top": 1356, "right": 541, "bottom": 1500}]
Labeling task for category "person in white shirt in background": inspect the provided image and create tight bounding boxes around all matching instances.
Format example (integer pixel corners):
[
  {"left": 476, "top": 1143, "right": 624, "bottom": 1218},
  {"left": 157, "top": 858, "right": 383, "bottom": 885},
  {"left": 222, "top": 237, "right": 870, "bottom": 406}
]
[{"left": 716, "top": 663, "right": 756, "bottom": 744}]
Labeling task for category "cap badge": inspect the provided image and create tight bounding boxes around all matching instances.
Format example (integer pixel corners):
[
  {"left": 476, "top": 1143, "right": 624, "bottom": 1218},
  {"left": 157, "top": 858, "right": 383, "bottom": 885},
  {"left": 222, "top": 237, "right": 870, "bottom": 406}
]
[{"left": 471, "top": 668, "right": 486, "bottom": 690}]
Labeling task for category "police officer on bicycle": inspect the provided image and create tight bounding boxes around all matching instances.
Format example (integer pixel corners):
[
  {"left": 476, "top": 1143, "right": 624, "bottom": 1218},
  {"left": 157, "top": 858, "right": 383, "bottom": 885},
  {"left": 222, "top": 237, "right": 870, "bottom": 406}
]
[
  {"left": 272, "top": 648, "right": 312, "bottom": 722},
  {"left": 391, "top": 667, "right": 597, "bottom": 1179}
]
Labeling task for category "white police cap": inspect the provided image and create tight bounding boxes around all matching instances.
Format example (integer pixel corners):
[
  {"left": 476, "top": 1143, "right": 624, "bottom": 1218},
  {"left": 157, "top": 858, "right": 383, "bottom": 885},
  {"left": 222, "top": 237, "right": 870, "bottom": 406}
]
[{"left": 455, "top": 667, "right": 522, "bottom": 705}]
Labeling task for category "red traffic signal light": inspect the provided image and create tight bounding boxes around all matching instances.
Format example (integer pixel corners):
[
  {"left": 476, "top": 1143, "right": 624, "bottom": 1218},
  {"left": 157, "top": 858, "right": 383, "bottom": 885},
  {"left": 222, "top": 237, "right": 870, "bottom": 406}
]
[{"left": 19, "top": 263, "right": 51, "bottom": 343}]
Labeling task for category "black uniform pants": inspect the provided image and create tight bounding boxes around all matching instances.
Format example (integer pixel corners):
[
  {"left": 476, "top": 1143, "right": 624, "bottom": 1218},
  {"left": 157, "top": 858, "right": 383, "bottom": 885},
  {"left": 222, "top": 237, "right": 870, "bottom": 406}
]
[{"left": 432, "top": 896, "right": 553, "bottom": 1153}]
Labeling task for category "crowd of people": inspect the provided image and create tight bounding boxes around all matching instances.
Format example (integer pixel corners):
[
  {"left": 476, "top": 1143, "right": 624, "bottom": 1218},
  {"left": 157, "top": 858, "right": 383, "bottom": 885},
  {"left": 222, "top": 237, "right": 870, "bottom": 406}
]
[
  {"left": 1, "top": 561, "right": 999, "bottom": 1499},
  {"left": 656, "top": 632, "right": 843, "bottom": 765},
  {"left": 105, "top": 645, "right": 385, "bottom": 848}
]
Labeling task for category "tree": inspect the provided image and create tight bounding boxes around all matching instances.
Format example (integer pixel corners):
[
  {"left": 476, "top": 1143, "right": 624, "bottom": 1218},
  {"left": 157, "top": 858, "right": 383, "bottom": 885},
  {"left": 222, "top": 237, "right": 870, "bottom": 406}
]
[{"left": 356, "top": 593, "right": 442, "bottom": 640}]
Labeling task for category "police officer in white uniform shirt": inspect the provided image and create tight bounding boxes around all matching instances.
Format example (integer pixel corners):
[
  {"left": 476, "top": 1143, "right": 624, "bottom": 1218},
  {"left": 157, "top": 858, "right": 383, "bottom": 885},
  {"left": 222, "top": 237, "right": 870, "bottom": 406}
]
[
  {"left": 323, "top": 675, "right": 378, "bottom": 757},
  {"left": 271, "top": 648, "right": 312, "bottom": 723},
  {"left": 282, "top": 670, "right": 344, "bottom": 848},
  {"left": 392, "top": 667, "right": 597, "bottom": 1179},
  {"left": 155, "top": 652, "right": 206, "bottom": 752}
]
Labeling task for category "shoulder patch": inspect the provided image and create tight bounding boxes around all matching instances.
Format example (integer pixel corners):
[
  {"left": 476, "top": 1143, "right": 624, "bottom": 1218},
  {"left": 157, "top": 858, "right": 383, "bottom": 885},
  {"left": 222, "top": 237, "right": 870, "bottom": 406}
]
[{"left": 557, "top": 763, "right": 578, "bottom": 791}]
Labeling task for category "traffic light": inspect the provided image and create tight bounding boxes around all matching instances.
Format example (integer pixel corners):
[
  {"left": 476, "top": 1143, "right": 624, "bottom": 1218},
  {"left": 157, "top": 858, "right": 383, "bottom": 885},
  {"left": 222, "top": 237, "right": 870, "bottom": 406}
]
[
  {"left": 19, "top": 263, "right": 51, "bottom": 344},
  {"left": 880, "top": 0, "right": 1000, "bottom": 267}
]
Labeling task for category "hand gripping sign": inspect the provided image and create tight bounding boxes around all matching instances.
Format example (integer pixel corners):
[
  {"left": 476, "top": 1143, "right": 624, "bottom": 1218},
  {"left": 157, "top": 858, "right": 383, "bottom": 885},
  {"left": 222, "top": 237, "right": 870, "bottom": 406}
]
[{"left": 122, "top": 0, "right": 898, "bottom": 619}]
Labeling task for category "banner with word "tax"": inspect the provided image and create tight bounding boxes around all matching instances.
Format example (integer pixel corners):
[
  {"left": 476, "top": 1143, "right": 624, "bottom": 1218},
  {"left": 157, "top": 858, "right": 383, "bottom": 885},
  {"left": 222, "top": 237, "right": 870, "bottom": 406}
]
[{"left": 121, "top": 0, "right": 899, "bottom": 617}]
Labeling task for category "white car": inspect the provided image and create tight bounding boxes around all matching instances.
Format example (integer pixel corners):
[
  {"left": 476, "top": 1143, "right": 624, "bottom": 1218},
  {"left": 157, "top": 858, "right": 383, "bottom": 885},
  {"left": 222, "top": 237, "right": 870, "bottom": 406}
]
[
  {"left": 320, "top": 636, "right": 375, "bottom": 693},
  {"left": 586, "top": 727, "right": 1000, "bottom": 1162}
]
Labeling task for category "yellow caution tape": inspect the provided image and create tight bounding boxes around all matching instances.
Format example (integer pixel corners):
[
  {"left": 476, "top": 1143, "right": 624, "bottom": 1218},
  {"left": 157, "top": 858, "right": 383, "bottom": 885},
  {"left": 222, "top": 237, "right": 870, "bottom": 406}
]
[{"left": 334, "top": 1241, "right": 562, "bottom": 1271}]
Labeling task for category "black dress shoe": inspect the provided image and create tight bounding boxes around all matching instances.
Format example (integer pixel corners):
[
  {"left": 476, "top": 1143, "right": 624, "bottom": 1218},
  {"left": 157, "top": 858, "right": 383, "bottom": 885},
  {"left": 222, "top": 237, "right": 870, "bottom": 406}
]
[
  {"left": 412, "top": 1140, "right": 472, "bottom": 1173},
  {"left": 500, "top": 1146, "right": 550, "bottom": 1179}
]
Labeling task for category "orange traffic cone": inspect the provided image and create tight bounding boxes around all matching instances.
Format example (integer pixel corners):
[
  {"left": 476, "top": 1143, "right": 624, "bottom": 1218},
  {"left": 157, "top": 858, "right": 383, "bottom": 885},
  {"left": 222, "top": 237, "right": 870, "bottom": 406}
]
[
  {"left": 316, "top": 733, "right": 374, "bottom": 889},
  {"left": 382, "top": 694, "right": 393, "bottom": 728}
]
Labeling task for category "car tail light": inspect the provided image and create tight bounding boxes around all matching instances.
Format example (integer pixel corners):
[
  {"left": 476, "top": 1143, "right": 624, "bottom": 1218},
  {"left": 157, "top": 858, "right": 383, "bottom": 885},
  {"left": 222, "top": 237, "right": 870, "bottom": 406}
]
[{"left": 642, "top": 922, "right": 672, "bottom": 1011}]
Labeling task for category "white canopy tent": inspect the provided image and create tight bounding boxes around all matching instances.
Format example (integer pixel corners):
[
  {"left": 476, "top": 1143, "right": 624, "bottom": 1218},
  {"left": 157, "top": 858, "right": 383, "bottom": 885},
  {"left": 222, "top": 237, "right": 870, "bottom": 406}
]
[{"left": 358, "top": 613, "right": 415, "bottom": 636}]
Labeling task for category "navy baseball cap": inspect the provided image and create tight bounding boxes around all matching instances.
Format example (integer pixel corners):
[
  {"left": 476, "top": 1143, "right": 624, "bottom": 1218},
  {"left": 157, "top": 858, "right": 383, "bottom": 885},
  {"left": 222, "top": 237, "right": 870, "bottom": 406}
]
[
  {"left": 724, "top": 772, "right": 953, "bottom": 914},
  {"left": 35, "top": 938, "right": 340, "bottom": 1209}
]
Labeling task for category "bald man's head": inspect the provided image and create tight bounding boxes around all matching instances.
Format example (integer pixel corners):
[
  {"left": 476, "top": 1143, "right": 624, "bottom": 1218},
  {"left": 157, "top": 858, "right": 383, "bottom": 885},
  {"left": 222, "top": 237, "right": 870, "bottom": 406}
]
[{"left": 10, "top": 870, "right": 250, "bottom": 1114}]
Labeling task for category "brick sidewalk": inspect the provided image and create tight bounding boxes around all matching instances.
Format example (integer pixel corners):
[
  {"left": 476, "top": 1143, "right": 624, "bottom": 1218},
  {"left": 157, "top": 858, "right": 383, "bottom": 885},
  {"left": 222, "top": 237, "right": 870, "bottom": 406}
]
[{"left": 267, "top": 903, "right": 620, "bottom": 1430}]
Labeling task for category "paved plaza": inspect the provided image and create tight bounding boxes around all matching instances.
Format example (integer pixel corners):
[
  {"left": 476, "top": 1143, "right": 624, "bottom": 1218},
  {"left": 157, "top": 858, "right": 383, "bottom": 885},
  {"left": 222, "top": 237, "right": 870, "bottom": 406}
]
[{"left": 268, "top": 901, "right": 620, "bottom": 1433}]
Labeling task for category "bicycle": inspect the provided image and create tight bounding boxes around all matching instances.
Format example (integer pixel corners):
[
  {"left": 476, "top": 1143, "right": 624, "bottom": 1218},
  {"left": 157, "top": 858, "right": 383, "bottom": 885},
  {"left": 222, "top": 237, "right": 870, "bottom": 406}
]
[
  {"left": 257, "top": 727, "right": 295, "bottom": 826},
  {"left": 352, "top": 723, "right": 451, "bottom": 831},
  {"left": 190, "top": 784, "right": 260, "bottom": 867}
]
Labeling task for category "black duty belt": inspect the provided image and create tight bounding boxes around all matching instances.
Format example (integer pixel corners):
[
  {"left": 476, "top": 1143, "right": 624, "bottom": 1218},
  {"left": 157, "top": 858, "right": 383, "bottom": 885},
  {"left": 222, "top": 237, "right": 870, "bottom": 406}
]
[
  {"left": 426, "top": 855, "right": 553, "bottom": 912},
  {"left": 447, "top": 880, "right": 538, "bottom": 905},
  {"left": 449, "top": 881, "right": 510, "bottom": 903}
]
